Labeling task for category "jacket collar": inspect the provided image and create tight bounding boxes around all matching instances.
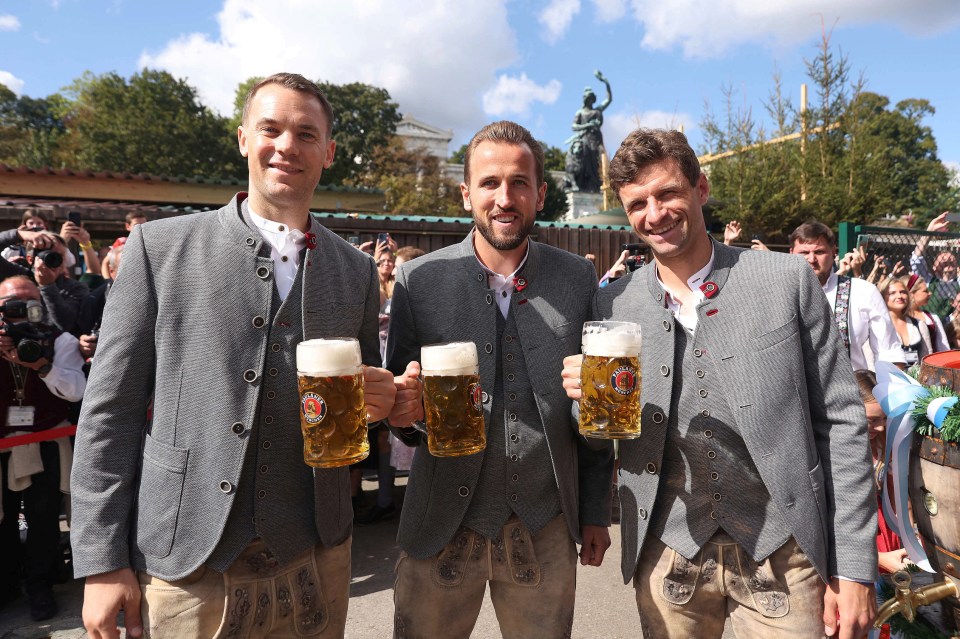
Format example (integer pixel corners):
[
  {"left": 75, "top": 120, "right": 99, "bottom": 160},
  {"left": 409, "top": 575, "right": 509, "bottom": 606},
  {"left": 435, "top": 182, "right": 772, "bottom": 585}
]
[
  {"left": 645, "top": 237, "right": 738, "bottom": 303},
  {"left": 457, "top": 228, "right": 540, "bottom": 290}
]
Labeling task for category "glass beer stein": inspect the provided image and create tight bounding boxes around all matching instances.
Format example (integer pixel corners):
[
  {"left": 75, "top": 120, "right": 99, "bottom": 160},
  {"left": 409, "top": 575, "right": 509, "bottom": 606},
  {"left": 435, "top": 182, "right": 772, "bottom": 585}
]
[
  {"left": 296, "top": 338, "right": 368, "bottom": 468},
  {"left": 420, "top": 342, "right": 486, "bottom": 457},
  {"left": 579, "top": 321, "right": 642, "bottom": 439}
]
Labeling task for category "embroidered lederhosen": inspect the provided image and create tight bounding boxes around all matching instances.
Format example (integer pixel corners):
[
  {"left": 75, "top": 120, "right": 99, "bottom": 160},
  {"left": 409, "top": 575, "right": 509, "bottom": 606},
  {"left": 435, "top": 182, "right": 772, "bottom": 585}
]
[{"left": 833, "top": 275, "right": 852, "bottom": 352}]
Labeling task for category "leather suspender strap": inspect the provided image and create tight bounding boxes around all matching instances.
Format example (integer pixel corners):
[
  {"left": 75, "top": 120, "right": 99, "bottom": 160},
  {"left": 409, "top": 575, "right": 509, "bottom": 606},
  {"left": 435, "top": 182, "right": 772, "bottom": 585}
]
[{"left": 834, "top": 275, "right": 852, "bottom": 351}]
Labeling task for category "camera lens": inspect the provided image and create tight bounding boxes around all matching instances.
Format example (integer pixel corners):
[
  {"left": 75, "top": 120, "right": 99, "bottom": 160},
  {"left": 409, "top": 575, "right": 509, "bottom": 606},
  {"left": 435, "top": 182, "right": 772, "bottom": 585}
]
[
  {"left": 17, "top": 339, "right": 43, "bottom": 363},
  {"left": 38, "top": 250, "right": 62, "bottom": 269}
]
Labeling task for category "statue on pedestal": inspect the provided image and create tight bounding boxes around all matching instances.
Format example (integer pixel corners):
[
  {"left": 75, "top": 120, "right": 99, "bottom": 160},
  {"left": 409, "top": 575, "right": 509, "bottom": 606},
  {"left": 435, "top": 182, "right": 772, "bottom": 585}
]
[{"left": 565, "top": 70, "right": 612, "bottom": 193}]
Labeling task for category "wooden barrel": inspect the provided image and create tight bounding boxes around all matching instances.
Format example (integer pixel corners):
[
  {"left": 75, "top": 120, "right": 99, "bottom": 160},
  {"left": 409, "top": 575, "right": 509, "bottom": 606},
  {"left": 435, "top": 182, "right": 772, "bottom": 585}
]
[{"left": 912, "top": 350, "right": 960, "bottom": 630}]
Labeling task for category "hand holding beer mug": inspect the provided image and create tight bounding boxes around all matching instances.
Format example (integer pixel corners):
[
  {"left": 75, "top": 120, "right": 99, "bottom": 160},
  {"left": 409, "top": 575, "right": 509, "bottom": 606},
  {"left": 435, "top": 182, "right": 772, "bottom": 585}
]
[
  {"left": 421, "top": 342, "right": 486, "bottom": 457},
  {"left": 579, "top": 321, "right": 642, "bottom": 439},
  {"left": 296, "top": 338, "right": 369, "bottom": 467}
]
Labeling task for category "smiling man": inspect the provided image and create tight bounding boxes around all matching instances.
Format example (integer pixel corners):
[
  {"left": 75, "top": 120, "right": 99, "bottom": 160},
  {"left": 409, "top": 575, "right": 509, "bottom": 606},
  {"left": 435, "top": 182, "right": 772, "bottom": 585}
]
[
  {"left": 71, "top": 73, "right": 396, "bottom": 639},
  {"left": 385, "top": 121, "right": 613, "bottom": 638},
  {"left": 561, "top": 129, "right": 878, "bottom": 639}
]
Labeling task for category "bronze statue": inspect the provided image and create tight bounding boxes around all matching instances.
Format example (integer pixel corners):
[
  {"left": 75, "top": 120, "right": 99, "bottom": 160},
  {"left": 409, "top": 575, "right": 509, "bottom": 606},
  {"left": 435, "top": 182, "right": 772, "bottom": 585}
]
[{"left": 566, "top": 70, "right": 612, "bottom": 193}]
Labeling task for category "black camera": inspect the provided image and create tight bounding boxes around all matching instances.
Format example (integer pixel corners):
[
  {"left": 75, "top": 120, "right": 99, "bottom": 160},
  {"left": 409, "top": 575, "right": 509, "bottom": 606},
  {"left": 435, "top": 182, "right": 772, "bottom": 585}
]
[
  {"left": 27, "top": 248, "right": 63, "bottom": 269},
  {"left": 622, "top": 243, "right": 647, "bottom": 273},
  {"left": 0, "top": 300, "right": 54, "bottom": 363}
]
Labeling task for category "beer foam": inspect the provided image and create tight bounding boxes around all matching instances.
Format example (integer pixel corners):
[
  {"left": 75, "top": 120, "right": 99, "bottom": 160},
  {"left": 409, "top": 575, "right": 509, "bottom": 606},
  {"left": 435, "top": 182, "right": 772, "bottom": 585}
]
[
  {"left": 582, "top": 329, "right": 641, "bottom": 358},
  {"left": 297, "top": 338, "right": 361, "bottom": 374},
  {"left": 421, "top": 342, "right": 478, "bottom": 375}
]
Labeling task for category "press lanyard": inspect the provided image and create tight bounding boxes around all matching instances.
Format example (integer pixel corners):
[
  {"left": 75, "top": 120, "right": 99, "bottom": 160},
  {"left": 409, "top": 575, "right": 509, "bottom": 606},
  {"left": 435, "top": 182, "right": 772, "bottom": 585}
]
[{"left": 9, "top": 362, "right": 26, "bottom": 406}]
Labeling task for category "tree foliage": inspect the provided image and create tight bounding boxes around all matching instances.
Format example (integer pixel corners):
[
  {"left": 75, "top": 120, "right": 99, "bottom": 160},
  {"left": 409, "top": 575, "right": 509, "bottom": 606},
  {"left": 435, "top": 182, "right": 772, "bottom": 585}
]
[
  {"left": 0, "top": 84, "right": 67, "bottom": 168},
  {"left": 701, "top": 33, "right": 958, "bottom": 241}
]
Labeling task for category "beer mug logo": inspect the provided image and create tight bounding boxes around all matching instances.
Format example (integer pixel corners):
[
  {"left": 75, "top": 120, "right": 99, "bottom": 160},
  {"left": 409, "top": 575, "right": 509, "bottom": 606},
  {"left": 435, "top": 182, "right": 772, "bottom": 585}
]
[
  {"left": 469, "top": 382, "right": 483, "bottom": 412},
  {"left": 301, "top": 392, "right": 327, "bottom": 424},
  {"left": 611, "top": 366, "right": 637, "bottom": 395}
]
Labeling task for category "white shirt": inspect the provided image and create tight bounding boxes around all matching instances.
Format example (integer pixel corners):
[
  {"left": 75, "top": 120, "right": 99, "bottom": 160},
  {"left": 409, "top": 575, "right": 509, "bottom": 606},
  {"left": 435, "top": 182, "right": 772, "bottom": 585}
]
[
  {"left": 476, "top": 246, "right": 529, "bottom": 319},
  {"left": 40, "top": 332, "right": 86, "bottom": 402},
  {"left": 657, "top": 247, "right": 716, "bottom": 332},
  {"left": 248, "top": 208, "right": 307, "bottom": 301},
  {"left": 822, "top": 270, "right": 906, "bottom": 370}
]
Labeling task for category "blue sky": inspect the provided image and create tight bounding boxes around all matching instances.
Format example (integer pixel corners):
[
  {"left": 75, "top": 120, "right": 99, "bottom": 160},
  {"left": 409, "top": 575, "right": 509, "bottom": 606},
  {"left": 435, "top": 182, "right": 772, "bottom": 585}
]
[{"left": 2, "top": 0, "right": 959, "bottom": 178}]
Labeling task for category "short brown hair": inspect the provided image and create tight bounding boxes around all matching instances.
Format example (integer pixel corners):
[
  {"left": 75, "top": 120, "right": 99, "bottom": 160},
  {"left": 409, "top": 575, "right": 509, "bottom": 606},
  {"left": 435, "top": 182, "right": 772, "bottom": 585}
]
[
  {"left": 241, "top": 73, "right": 334, "bottom": 136},
  {"left": 125, "top": 211, "right": 147, "bottom": 224},
  {"left": 463, "top": 121, "right": 544, "bottom": 187},
  {"left": 789, "top": 221, "right": 835, "bottom": 248},
  {"left": 609, "top": 129, "right": 701, "bottom": 198},
  {"left": 395, "top": 246, "right": 425, "bottom": 263}
]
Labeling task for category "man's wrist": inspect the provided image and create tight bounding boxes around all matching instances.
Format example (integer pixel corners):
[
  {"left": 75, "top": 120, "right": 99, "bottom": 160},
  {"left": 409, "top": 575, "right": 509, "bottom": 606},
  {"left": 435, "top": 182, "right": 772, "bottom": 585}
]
[
  {"left": 36, "top": 362, "right": 53, "bottom": 377},
  {"left": 79, "top": 241, "right": 93, "bottom": 250}
]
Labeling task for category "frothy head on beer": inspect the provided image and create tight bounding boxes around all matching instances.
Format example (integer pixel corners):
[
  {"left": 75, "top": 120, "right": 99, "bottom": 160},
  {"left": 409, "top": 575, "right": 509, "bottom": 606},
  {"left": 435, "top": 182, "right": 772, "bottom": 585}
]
[
  {"left": 297, "top": 338, "right": 361, "bottom": 375},
  {"left": 582, "top": 322, "right": 641, "bottom": 357},
  {"left": 421, "top": 342, "right": 478, "bottom": 375}
]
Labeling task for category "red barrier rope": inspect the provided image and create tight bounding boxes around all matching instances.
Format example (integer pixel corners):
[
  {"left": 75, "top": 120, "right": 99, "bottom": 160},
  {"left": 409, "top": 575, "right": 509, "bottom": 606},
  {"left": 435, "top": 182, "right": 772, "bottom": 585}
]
[{"left": 0, "top": 425, "right": 77, "bottom": 451}]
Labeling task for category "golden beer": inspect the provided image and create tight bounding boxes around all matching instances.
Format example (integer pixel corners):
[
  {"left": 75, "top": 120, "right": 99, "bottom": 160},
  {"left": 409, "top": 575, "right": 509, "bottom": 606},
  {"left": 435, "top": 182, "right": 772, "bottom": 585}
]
[
  {"left": 421, "top": 342, "right": 485, "bottom": 457},
  {"left": 296, "top": 339, "right": 368, "bottom": 468},
  {"left": 579, "top": 321, "right": 642, "bottom": 439}
]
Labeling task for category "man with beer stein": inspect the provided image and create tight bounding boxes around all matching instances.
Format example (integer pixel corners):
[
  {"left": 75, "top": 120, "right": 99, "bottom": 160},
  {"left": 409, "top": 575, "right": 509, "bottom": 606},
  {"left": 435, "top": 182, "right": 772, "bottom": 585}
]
[
  {"left": 70, "top": 73, "right": 396, "bottom": 639},
  {"left": 386, "top": 120, "right": 614, "bottom": 638},
  {"left": 561, "top": 129, "right": 877, "bottom": 638}
]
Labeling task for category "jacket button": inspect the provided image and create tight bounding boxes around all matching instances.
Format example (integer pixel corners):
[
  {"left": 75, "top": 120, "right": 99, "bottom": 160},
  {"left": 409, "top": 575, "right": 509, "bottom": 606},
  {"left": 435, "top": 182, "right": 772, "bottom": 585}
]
[
  {"left": 509, "top": 393, "right": 517, "bottom": 401},
  {"left": 507, "top": 373, "right": 515, "bottom": 381},
  {"left": 260, "top": 464, "right": 269, "bottom": 474},
  {"left": 268, "top": 367, "right": 278, "bottom": 376},
  {"left": 243, "top": 369, "right": 258, "bottom": 382},
  {"left": 656, "top": 293, "right": 663, "bottom": 302},
  {"left": 458, "top": 486, "right": 469, "bottom": 497},
  {"left": 256, "top": 266, "right": 270, "bottom": 279},
  {"left": 266, "top": 391, "right": 276, "bottom": 400},
  {"left": 506, "top": 353, "right": 514, "bottom": 362},
  {"left": 510, "top": 434, "right": 519, "bottom": 442},
  {"left": 484, "top": 343, "right": 493, "bottom": 354},
  {"left": 252, "top": 316, "right": 266, "bottom": 328},
  {"left": 510, "top": 454, "right": 519, "bottom": 462},
  {"left": 264, "top": 416, "right": 274, "bottom": 425},
  {"left": 703, "top": 429, "right": 713, "bottom": 438},
  {"left": 481, "top": 391, "right": 489, "bottom": 403},
  {"left": 701, "top": 409, "right": 710, "bottom": 417},
  {"left": 710, "top": 511, "right": 718, "bottom": 520},
  {"left": 258, "top": 490, "right": 266, "bottom": 499},
  {"left": 219, "top": 481, "right": 233, "bottom": 493},
  {"left": 510, "top": 494, "right": 518, "bottom": 502},
  {"left": 696, "top": 370, "right": 705, "bottom": 378},
  {"left": 699, "top": 389, "right": 708, "bottom": 398},
  {"left": 505, "top": 335, "right": 513, "bottom": 342},
  {"left": 509, "top": 413, "right": 518, "bottom": 422},
  {"left": 639, "top": 508, "right": 647, "bottom": 520},
  {"left": 646, "top": 462, "right": 657, "bottom": 474},
  {"left": 711, "top": 472, "right": 719, "bottom": 481},
  {"left": 271, "top": 343, "right": 281, "bottom": 352},
  {"left": 662, "top": 320, "right": 670, "bottom": 331},
  {"left": 263, "top": 440, "right": 272, "bottom": 450},
  {"left": 477, "top": 273, "right": 484, "bottom": 282},
  {"left": 512, "top": 474, "right": 519, "bottom": 482},
  {"left": 245, "top": 237, "right": 256, "bottom": 247},
  {"left": 694, "top": 348, "right": 703, "bottom": 357},
  {"left": 486, "top": 293, "right": 493, "bottom": 304},
  {"left": 713, "top": 493, "right": 722, "bottom": 502},
  {"left": 231, "top": 422, "right": 244, "bottom": 434},
  {"left": 660, "top": 365, "right": 669, "bottom": 376},
  {"left": 707, "top": 450, "right": 716, "bottom": 459},
  {"left": 652, "top": 412, "right": 665, "bottom": 424}
]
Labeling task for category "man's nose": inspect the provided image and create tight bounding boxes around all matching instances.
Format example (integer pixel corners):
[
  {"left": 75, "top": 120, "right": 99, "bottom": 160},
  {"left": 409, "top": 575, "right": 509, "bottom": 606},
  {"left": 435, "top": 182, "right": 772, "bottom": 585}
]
[
  {"left": 495, "top": 184, "right": 515, "bottom": 209},
  {"left": 275, "top": 130, "right": 298, "bottom": 154}
]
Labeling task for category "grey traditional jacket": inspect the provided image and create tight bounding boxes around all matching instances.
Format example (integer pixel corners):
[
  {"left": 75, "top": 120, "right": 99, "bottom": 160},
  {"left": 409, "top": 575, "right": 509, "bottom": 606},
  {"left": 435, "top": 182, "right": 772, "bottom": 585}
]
[
  {"left": 385, "top": 231, "right": 614, "bottom": 559},
  {"left": 70, "top": 194, "right": 381, "bottom": 580},
  {"left": 596, "top": 240, "right": 878, "bottom": 584}
]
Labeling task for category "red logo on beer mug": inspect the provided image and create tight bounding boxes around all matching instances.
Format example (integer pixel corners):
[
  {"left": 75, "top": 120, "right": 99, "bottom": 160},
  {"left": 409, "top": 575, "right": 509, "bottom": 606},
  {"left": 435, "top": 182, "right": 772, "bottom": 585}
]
[
  {"left": 611, "top": 366, "right": 637, "bottom": 395},
  {"left": 302, "top": 392, "right": 327, "bottom": 424},
  {"left": 469, "top": 382, "right": 483, "bottom": 412}
]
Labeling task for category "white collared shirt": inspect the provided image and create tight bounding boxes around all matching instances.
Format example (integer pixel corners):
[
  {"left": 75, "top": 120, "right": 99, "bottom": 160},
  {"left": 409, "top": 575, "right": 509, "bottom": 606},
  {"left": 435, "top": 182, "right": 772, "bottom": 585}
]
[
  {"left": 475, "top": 246, "right": 529, "bottom": 319},
  {"left": 822, "top": 270, "right": 906, "bottom": 370},
  {"left": 657, "top": 247, "right": 716, "bottom": 332},
  {"left": 248, "top": 208, "right": 307, "bottom": 301}
]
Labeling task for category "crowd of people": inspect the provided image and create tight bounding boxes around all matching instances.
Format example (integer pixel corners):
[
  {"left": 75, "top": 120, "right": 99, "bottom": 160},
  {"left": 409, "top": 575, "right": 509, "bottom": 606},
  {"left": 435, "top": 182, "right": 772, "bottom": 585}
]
[{"left": 0, "top": 71, "right": 954, "bottom": 638}]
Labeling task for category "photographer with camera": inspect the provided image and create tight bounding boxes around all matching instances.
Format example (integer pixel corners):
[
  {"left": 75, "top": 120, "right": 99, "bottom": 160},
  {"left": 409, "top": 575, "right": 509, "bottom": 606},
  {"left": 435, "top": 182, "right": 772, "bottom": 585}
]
[
  {"left": 0, "top": 275, "right": 86, "bottom": 621},
  {"left": 0, "top": 227, "right": 89, "bottom": 334}
]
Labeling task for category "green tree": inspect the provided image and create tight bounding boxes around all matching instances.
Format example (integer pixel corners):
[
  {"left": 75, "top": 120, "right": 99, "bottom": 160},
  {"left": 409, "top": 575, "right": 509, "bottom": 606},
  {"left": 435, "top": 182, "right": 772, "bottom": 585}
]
[
  {"left": 0, "top": 84, "right": 66, "bottom": 167},
  {"left": 541, "top": 142, "right": 566, "bottom": 172},
  {"left": 539, "top": 177, "right": 568, "bottom": 221},
  {"left": 449, "top": 143, "right": 466, "bottom": 164},
  {"left": 56, "top": 70, "right": 241, "bottom": 178}
]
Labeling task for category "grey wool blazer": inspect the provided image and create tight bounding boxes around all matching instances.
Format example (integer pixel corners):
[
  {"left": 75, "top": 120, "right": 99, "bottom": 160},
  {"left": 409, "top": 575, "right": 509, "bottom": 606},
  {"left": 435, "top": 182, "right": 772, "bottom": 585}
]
[
  {"left": 70, "top": 194, "right": 381, "bottom": 580},
  {"left": 385, "top": 231, "right": 614, "bottom": 560},
  {"left": 596, "top": 240, "right": 878, "bottom": 584}
]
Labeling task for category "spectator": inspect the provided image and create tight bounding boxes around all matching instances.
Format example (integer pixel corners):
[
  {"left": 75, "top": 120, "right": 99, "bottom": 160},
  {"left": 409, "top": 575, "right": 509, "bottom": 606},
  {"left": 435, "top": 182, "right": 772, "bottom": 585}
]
[
  {"left": 124, "top": 212, "right": 147, "bottom": 233},
  {"left": 394, "top": 245, "right": 425, "bottom": 268},
  {"left": 0, "top": 210, "right": 52, "bottom": 265},
  {"left": 76, "top": 240, "right": 125, "bottom": 359},
  {"left": 790, "top": 221, "right": 905, "bottom": 371},
  {"left": 910, "top": 211, "right": 959, "bottom": 319},
  {"left": 722, "top": 219, "right": 768, "bottom": 250},
  {"left": 0, "top": 275, "right": 86, "bottom": 621},
  {"left": 599, "top": 249, "right": 630, "bottom": 286},
  {"left": 882, "top": 276, "right": 938, "bottom": 367},
  {"left": 0, "top": 230, "right": 89, "bottom": 334},
  {"left": 906, "top": 273, "right": 950, "bottom": 353}
]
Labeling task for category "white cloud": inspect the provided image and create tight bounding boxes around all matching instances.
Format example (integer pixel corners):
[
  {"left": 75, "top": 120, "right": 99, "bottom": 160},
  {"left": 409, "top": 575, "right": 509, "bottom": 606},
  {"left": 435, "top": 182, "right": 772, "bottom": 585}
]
[
  {"left": 0, "top": 14, "right": 21, "bottom": 31},
  {"left": 590, "top": 0, "right": 626, "bottom": 22},
  {"left": 482, "top": 74, "right": 562, "bottom": 117},
  {"left": 0, "top": 70, "right": 25, "bottom": 94},
  {"left": 622, "top": 0, "right": 960, "bottom": 58},
  {"left": 538, "top": 0, "right": 580, "bottom": 43},
  {"left": 138, "top": 0, "right": 517, "bottom": 135},
  {"left": 603, "top": 109, "right": 694, "bottom": 151}
]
